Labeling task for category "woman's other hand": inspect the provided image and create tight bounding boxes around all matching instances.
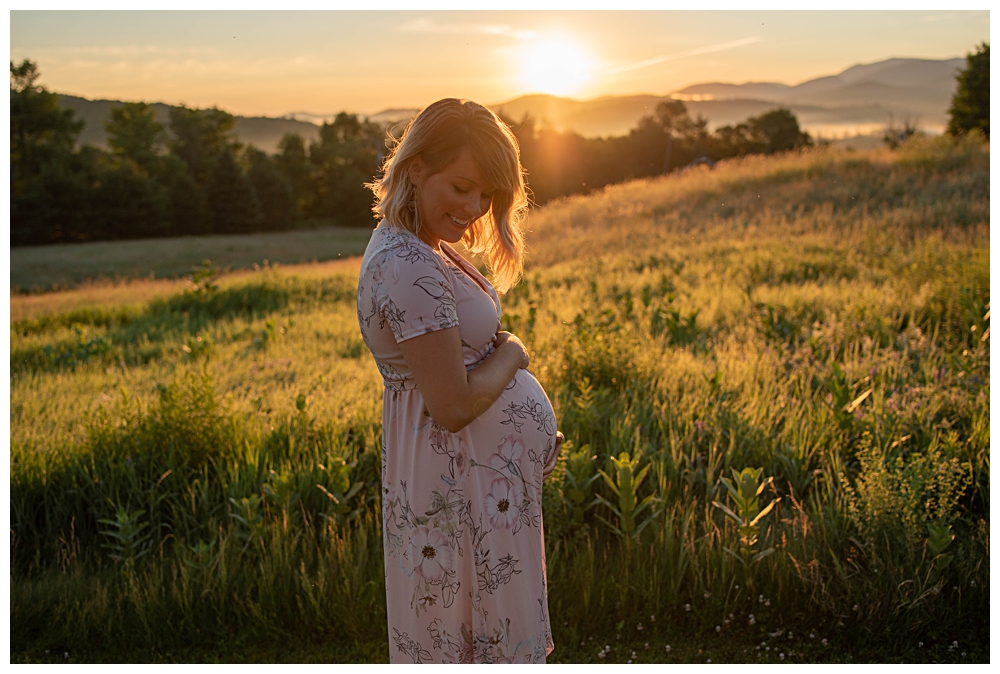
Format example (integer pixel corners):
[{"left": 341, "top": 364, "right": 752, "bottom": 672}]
[
  {"left": 542, "top": 431, "right": 564, "bottom": 480},
  {"left": 493, "top": 331, "right": 530, "bottom": 370}
]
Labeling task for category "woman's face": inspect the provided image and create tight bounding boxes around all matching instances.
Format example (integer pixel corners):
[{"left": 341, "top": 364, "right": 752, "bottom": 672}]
[{"left": 410, "top": 146, "right": 494, "bottom": 249}]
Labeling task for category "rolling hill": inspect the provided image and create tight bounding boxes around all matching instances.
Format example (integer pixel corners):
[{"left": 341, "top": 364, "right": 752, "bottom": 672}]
[
  {"left": 54, "top": 56, "right": 963, "bottom": 152},
  {"left": 494, "top": 57, "right": 964, "bottom": 138}
]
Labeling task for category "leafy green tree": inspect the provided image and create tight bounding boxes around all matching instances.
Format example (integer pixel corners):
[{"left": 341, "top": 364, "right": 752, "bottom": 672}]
[
  {"left": 168, "top": 105, "right": 239, "bottom": 183},
  {"left": 246, "top": 147, "right": 296, "bottom": 230},
  {"left": 309, "top": 112, "right": 382, "bottom": 226},
  {"left": 275, "top": 132, "right": 315, "bottom": 216},
  {"left": 10, "top": 59, "right": 91, "bottom": 245},
  {"left": 10, "top": 59, "right": 83, "bottom": 169},
  {"left": 206, "top": 148, "right": 262, "bottom": 234},
  {"left": 654, "top": 99, "right": 690, "bottom": 173},
  {"left": 88, "top": 162, "right": 171, "bottom": 240},
  {"left": 152, "top": 155, "right": 210, "bottom": 236},
  {"left": 948, "top": 42, "right": 989, "bottom": 138},
  {"left": 711, "top": 122, "right": 764, "bottom": 158},
  {"left": 105, "top": 102, "right": 165, "bottom": 171},
  {"left": 750, "top": 108, "right": 812, "bottom": 153}
]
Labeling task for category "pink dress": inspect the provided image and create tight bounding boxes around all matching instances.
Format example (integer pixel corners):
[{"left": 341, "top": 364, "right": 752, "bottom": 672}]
[{"left": 356, "top": 223, "right": 557, "bottom": 663}]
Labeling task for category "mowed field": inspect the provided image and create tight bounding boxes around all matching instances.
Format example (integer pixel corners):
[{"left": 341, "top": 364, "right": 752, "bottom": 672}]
[
  {"left": 10, "top": 225, "right": 373, "bottom": 293},
  {"left": 10, "top": 136, "right": 989, "bottom": 663}
]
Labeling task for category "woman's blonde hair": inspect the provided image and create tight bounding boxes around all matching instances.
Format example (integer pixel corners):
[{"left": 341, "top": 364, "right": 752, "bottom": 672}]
[{"left": 366, "top": 98, "right": 529, "bottom": 294}]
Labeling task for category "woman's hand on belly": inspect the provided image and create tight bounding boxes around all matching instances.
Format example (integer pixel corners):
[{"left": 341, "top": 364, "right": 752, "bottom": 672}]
[
  {"left": 492, "top": 330, "right": 530, "bottom": 370},
  {"left": 397, "top": 325, "right": 528, "bottom": 434}
]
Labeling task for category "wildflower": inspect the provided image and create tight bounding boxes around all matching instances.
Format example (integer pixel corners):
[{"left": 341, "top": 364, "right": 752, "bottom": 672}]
[
  {"left": 716, "top": 626, "right": 721, "bottom": 632},
  {"left": 766, "top": 646, "right": 770, "bottom": 651},
  {"left": 735, "top": 584, "right": 739, "bottom": 589},
  {"left": 764, "top": 599, "right": 771, "bottom": 607},
  {"left": 918, "top": 642, "right": 923, "bottom": 647},
  {"left": 598, "top": 652, "right": 605, "bottom": 659},
  {"left": 810, "top": 633, "right": 814, "bottom": 639},
  {"left": 723, "top": 619, "right": 730, "bottom": 625},
  {"left": 759, "top": 595, "right": 765, "bottom": 603},
  {"left": 631, "top": 651, "right": 637, "bottom": 659},
  {"left": 665, "top": 645, "right": 671, "bottom": 652},
  {"left": 822, "top": 639, "right": 828, "bottom": 646},
  {"left": 852, "top": 604, "right": 859, "bottom": 611},
  {"left": 707, "top": 659, "right": 711, "bottom": 663},
  {"left": 637, "top": 623, "right": 643, "bottom": 631},
  {"left": 685, "top": 603, "right": 692, "bottom": 611},
  {"left": 780, "top": 653, "right": 785, "bottom": 660},
  {"left": 704, "top": 591, "right": 710, "bottom": 599},
  {"left": 971, "top": 580, "right": 976, "bottom": 587},
  {"left": 650, "top": 615, "right": 656, "bottom": 622},
  {"left": 644, "top": 644, "right": 649, "bottom": 650},
  {"left": 627, "top": 660, "right": 632, "bottom": 664}
]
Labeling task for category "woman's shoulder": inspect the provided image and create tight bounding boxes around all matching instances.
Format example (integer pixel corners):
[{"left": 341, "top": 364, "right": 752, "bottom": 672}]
[{"left": 361, "top": 223, "right": 450, "bottom": 281}]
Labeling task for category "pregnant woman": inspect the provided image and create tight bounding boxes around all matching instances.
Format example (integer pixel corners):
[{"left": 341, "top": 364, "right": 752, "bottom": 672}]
[{"left": 357, "top": 98, "right": 563, "bottom": 663}]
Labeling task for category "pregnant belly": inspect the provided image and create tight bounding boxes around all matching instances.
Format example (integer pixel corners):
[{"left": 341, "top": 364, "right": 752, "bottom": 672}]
[{"left": 493, "top": 369, "right": 557, "bottom": 440}]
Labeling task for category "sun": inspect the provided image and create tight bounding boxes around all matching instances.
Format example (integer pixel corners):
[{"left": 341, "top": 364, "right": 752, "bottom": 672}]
[{"left": 520, "top": 38, "right": 593, "bottom": 97}]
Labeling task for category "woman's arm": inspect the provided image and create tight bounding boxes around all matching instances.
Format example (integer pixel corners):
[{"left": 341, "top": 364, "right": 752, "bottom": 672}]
[{"left": 398, "top": 328, "right": 529, "bottom": 433}]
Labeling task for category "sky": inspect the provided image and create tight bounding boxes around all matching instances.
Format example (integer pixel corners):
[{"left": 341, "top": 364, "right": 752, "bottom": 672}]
[{"left": 9, "top": 10, "right": 991, "bottom": 118}]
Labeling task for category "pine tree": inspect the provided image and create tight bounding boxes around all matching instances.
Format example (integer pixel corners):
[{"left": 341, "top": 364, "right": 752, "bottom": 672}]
[{"left": 948, "top": 42, "right": 989, "bottom": 138}]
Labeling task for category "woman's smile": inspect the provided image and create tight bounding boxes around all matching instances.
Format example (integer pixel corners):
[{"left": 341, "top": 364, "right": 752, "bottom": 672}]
[{"left": 410, "top": 146, "right": 494, "bottom": 249}]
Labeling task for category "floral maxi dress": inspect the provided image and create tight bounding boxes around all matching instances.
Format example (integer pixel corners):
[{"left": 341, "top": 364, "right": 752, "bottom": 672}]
[{"left": 356, "top": 224, "right": 557, "bottom": 663}]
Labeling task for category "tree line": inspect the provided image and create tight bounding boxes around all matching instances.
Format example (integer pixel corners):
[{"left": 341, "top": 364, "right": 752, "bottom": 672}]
[
  {"left": 11, "top": 45, "right": 988, "bottom": 246},
  {"left": 11, "top": 59, "right": 382, "bottom": 246}
]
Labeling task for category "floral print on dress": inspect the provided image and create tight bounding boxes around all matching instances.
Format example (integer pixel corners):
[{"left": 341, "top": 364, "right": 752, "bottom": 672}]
[{"left": 357, "top": 223, "right": 556, "bottom": 663}]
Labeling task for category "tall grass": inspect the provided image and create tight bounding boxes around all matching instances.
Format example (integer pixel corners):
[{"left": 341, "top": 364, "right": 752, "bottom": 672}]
[{"left": 10, "top": 135, "right": 989, "bottom": 661}]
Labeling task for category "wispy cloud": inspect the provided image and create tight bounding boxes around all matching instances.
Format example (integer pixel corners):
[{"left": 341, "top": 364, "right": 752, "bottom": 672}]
[
  {"left": 396, "top": 18, "right": 536, "bottom": 41},
  {"left": 608, "top": 36, "right": 764, "bottom": 74}
]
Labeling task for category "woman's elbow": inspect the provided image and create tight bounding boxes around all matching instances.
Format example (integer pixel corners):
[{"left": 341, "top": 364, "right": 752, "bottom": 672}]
[
  {"left": 428, "top": 396, "right": 492, "bottom": 434},
  {"left": 440, "top": 417, "right": 470, "bottom": 434},
  {"left": 425, "top": 405, "right": 472, "bottom": 434}
]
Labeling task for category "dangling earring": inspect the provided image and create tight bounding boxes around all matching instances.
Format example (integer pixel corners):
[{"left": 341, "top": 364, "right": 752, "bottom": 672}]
[{"left": 407, "top": 182, "right": 421, "bottom": 233}]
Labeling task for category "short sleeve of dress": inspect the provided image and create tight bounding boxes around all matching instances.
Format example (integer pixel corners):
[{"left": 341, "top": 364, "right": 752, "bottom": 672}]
[{"left": 372, "top": 240, "right": 459, "bottom": 343}]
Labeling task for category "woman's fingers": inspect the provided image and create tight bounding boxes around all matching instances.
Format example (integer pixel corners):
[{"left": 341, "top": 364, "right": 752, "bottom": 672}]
[
  {"left": 543, "top": 431, "right": 564, "bottom": 479},
  {"left": 494, "top": 331, "right": 530, "bottom": 369}
]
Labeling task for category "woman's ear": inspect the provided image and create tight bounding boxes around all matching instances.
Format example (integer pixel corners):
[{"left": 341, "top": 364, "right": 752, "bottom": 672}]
[{"left": 408, "top": 156, "right": 426, "bottom": 186}]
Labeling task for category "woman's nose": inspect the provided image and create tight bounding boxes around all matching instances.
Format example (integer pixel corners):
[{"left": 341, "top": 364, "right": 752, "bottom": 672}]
[{"left": 464, "top": 194, "right": 485, "bottom": 219}]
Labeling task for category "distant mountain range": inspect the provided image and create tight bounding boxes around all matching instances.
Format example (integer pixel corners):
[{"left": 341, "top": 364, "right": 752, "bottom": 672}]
[
  {"left": 492, "top": 57, "right": 965, "bottom": 138},
  {"left": 56, "top": 56, "right": 964, "bottom": 152}
]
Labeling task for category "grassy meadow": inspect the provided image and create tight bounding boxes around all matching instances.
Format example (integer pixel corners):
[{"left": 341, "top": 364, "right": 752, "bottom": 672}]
[
  {"left": 10, "top": 224, "right": 373, "bottom": 293},
  {"left": 10, "top": 135, "right": 990, "bottom": 663}
]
